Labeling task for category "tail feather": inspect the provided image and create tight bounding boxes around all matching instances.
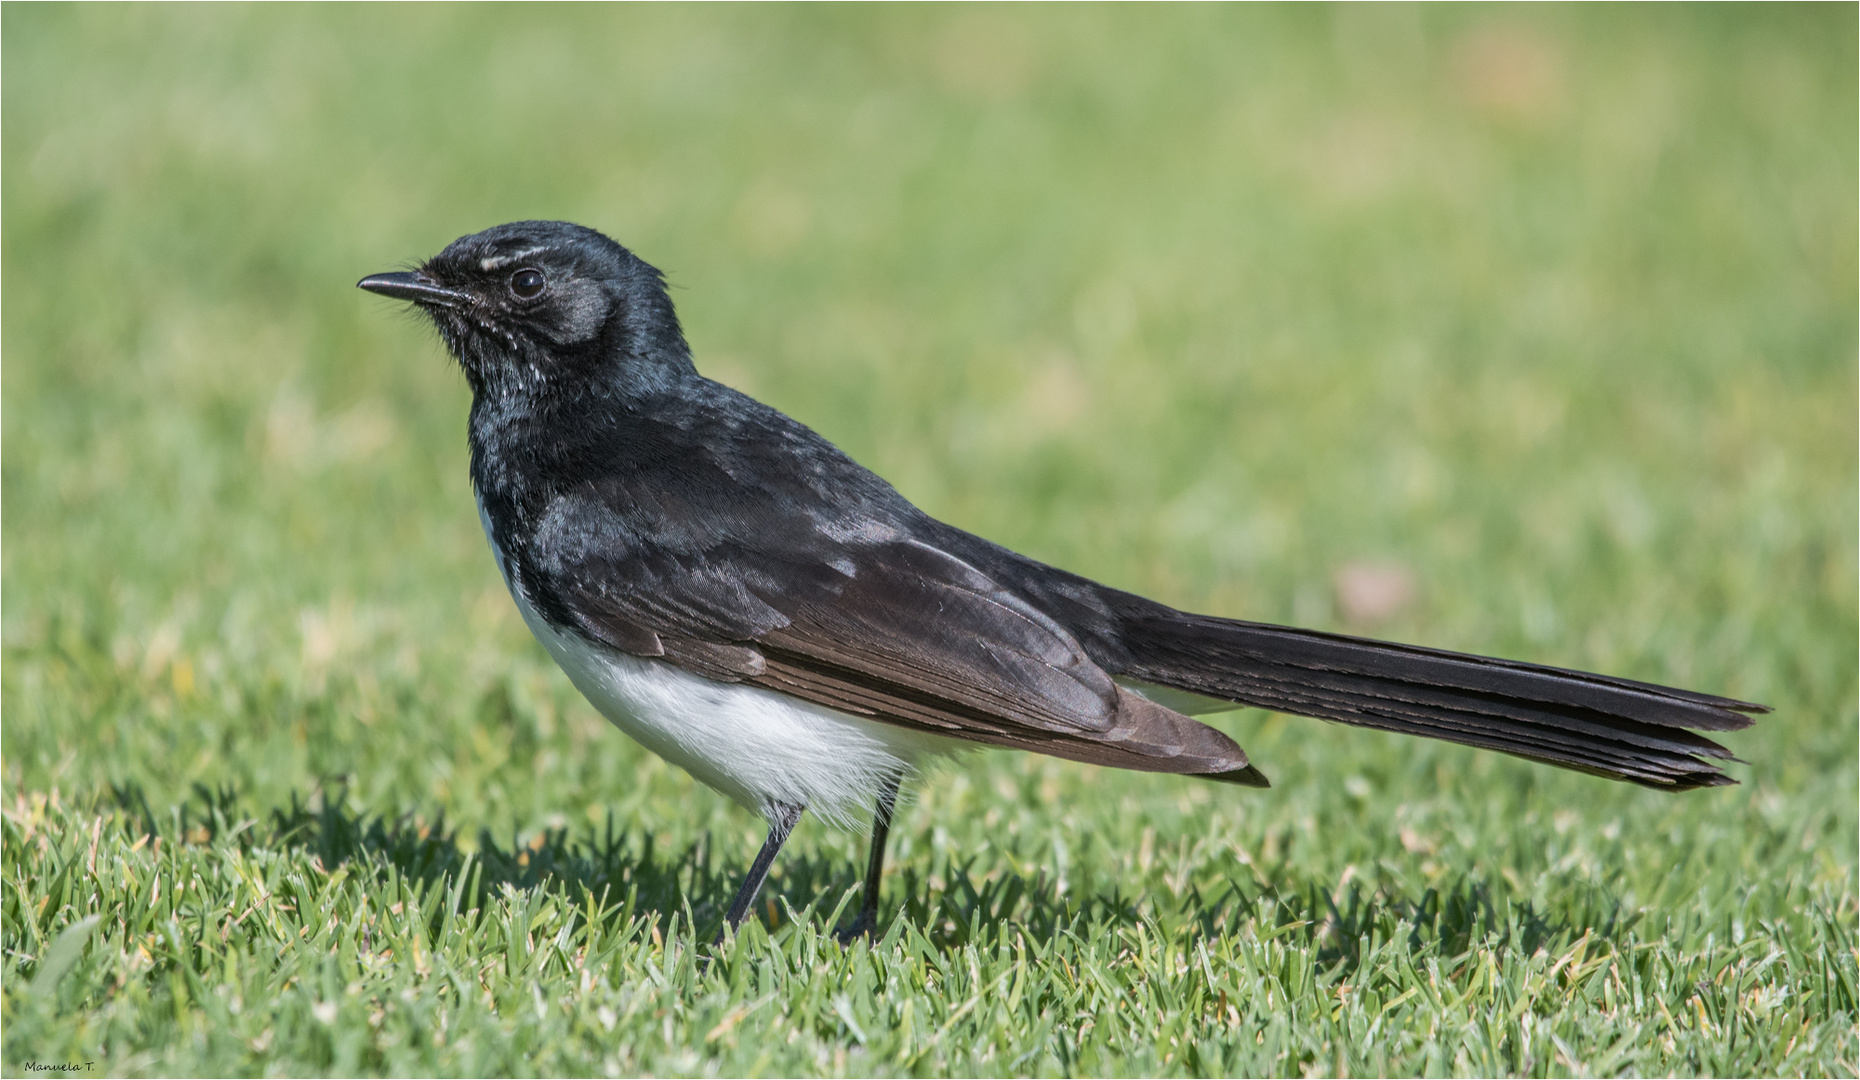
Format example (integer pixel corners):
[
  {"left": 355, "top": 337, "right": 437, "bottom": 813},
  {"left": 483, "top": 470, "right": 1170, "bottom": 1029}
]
[{"left": 1112, "top": 609, "right": 1764, "bottom": 791}]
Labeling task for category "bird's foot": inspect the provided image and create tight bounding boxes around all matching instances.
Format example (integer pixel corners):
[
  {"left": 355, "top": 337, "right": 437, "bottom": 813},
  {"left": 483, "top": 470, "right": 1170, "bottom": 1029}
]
[{"left": 833, "top": 910, "right": 877, "bottom": 945}]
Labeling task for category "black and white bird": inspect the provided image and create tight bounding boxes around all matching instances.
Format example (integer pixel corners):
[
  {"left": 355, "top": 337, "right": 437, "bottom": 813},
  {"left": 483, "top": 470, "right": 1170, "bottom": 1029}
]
[{"left": 359, "top": 221, "right": 1763, "bottom": 941}]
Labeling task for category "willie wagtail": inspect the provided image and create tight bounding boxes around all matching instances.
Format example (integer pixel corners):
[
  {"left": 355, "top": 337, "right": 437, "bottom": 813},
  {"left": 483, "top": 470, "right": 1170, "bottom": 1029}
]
[{"left": 360, "top": 221, "right": 1763, "bottom": 941}]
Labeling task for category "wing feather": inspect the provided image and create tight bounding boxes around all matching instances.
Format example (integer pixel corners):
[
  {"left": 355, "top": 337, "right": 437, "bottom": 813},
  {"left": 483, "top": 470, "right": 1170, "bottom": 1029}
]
[{"left": 532, "top": 516, "right": 1255, "bottom": 780}]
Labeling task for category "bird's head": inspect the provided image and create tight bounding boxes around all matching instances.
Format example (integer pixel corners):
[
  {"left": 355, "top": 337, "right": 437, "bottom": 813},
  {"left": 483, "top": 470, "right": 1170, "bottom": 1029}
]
[{"left": 359, "top": 221, "right": 692, "bottom": 398}]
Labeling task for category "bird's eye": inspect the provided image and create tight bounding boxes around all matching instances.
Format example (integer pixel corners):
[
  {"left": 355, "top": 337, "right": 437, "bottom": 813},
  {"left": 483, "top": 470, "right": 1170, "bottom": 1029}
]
[{"left": 510, "top": 268, "right": 546, "bottom": 299}]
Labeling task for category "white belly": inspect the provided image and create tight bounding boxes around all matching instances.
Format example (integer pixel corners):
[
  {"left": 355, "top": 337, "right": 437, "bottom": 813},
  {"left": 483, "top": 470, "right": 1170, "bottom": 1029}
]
[{"left": 480, "top": 503, "right": 957, "bottom": 825}]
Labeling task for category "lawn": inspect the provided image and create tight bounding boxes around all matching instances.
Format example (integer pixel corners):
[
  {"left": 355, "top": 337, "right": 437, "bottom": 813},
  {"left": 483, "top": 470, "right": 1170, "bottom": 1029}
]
[{"left": 3, "top": 6, "right": 1854, "bottom": 1076}]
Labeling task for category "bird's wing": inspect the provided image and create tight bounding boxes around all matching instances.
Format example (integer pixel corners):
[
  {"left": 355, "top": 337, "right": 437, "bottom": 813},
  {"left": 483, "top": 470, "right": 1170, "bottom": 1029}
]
[{"left": 536, "top": 519, "right": 1261, "bottom": 783}]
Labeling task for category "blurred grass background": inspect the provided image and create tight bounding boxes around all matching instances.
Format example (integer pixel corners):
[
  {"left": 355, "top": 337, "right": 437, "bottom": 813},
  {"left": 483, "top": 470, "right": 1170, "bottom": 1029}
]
[{"left": 3, "top": 5, "right": 1854, "bottom": 1076}]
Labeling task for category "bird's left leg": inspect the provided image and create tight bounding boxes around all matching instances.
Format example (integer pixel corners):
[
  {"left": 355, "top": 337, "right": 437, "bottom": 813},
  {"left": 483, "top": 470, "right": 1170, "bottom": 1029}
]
[{"left": 714, "top": 800, "right": 805, "bottom": 946}]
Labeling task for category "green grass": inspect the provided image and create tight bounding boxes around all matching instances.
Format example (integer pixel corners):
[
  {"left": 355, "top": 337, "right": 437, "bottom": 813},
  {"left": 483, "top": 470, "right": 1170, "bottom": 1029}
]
[{"left": 3, "top": 5, "right": 1854, "bottom": 1076}]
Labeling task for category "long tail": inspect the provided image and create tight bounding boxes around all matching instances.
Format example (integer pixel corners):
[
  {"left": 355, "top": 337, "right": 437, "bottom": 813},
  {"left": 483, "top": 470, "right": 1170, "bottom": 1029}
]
[{"left": 1108, "top": 604, "right": 1765, "bottom": 790}]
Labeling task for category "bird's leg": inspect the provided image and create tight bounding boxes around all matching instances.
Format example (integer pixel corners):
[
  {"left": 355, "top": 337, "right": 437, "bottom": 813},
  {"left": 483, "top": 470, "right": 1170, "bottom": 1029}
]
[
  {"left": 836, "top": 772, "right": 901, "bottom": 943},
  {"left": 714, "top": 800, "right": 804, "bottom": 946}
]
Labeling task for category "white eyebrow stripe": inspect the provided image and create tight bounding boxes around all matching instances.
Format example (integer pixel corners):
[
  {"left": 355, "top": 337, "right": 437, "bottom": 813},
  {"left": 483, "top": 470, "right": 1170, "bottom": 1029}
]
[{"left": 480, "top": 247, "right": 547, "bottom": 272}]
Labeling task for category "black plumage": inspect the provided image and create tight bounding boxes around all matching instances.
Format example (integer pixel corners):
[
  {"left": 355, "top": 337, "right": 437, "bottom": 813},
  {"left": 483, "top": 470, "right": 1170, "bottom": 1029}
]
[{"left": 359, "top": 220, "right": 1763, "bottom": 940}]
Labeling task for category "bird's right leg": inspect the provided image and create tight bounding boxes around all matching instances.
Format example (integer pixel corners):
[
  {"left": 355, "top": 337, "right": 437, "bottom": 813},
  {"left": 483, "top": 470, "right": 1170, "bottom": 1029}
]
[{"left": 836, "top": 772, "right": 901, "bottom": 942}]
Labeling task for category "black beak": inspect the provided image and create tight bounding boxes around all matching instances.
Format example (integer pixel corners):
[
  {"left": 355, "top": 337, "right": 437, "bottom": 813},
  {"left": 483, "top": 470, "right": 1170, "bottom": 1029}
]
[{"left": 357, "top": 271, "right": 472, "bottom": 307}]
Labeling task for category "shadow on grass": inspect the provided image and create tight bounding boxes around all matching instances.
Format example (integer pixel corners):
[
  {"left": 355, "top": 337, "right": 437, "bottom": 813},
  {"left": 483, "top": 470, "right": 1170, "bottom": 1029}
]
[{"left": 106, "top": 781, "right": 1628, "bottom": 974}]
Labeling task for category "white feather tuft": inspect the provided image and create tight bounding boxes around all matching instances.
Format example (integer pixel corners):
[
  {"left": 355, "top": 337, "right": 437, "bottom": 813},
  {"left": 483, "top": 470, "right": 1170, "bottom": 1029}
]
[{"left": 481, "top": 500, "right": 959, "bottom": 827}]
